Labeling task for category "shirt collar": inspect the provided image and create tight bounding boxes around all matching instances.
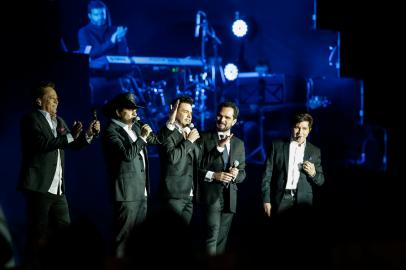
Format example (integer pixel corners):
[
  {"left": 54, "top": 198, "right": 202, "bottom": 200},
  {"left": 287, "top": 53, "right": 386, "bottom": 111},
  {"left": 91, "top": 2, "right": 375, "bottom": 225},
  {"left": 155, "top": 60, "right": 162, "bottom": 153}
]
[
  {"left": 112, "top": 119, "right": 132, "bottom": 131},
  {"left": 290, "top": 138, "right": 306, "bottom": 147},
  {"left": 38, "top": 109, "right": 56, "bottom": 122},
  {"left": 174, "top": 121, "right": 189, "bottom": 134}
]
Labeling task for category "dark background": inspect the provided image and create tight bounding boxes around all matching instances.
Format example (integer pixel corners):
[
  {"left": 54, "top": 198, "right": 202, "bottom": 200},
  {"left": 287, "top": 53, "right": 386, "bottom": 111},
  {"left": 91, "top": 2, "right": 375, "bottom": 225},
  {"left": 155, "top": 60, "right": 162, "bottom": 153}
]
[{"left": 0, "top": 0, "right": 403, "bottom": 267}]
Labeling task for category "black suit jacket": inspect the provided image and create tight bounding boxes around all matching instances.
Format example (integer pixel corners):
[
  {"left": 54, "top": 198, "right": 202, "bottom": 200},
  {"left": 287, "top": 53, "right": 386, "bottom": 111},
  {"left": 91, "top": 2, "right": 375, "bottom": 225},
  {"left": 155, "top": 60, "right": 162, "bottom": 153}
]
[
  {"left": 159, "top": 127, "right": 201, "bottom": 200},
  {"left": 102, "top": 120, "right": 161, "bottom": 201},
  {"left": 261, "top": 138, "right": 325, "bottom": 211},
  {"left": 18, "top": 110, "right": 89, "bottom": 193},
  {"left": 199, "top": 131, "right": 246, "bottom": 213}
]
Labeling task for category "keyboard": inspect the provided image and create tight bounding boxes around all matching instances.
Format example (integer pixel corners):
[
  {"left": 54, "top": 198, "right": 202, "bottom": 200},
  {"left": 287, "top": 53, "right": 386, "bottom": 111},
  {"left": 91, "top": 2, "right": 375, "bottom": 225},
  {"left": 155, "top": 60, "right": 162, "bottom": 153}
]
[{"left": 90, "top": 55, "right": 204, "bottom": 70}]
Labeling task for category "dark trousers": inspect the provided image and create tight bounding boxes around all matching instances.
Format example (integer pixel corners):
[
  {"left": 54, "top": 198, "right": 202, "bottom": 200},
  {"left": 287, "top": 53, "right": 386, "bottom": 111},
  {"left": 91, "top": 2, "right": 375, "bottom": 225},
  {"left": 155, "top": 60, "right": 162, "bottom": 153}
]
[
  {"left": 24, "top": 191, "right": 70, "bottom": 268},
  {"left": 165, "top": 197, "right": 193, "bottom": 225},
  {"left": 278, "top": 190, "right": 297, "bottom": 214},
  {"left": 205, "top": 193, "right": 234, "bottom": 256},
  {"left": 114, "top": 199, "right": 147, "bottom": 258}
]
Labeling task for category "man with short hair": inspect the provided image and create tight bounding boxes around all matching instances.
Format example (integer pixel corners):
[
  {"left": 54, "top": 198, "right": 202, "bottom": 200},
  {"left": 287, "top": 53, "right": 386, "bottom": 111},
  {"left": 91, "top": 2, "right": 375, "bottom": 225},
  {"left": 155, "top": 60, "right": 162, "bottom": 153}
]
[
  {"left": 18, "top": 81, "right": 100, "bottom": 268},
  {"left": 199, "top": 101, "right": 246, "bottom": 256},
  {"left": 261, "top": 112, "right": 325, "bottom": 216},
  {"left": 158, "top": 96, "right": 201, "bottom": 225}
]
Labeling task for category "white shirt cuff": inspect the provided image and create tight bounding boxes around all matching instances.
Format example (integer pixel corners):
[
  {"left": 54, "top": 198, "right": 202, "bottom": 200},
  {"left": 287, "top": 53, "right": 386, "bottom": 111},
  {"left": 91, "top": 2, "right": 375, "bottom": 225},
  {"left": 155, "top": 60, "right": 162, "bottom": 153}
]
[
  {"left": 166, "top": 121, "right": 175, "bottom": 131},
  {"left": 205, "top": 171, "right": 214, "bottom": 182},
  {"left": 66, "top": 133, "right": 74, "bottom": 143}
]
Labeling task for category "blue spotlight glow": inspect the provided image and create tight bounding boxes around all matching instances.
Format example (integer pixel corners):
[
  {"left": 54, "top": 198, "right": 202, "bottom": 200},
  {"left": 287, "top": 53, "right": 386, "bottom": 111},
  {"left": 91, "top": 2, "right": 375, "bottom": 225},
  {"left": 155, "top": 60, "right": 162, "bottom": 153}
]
[
  {"left": 232, "top": 19, "right": 248, "bottom": 37},
  {"left": 224, "top": 63, "right": 239, "bottom": 81}
]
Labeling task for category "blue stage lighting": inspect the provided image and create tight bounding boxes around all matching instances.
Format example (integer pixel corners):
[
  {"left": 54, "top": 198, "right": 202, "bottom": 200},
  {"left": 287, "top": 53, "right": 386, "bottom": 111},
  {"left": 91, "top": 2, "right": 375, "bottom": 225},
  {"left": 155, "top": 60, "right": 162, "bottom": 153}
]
[
  {"left": 224, "top": 63, "right": 239, "bottom": 81},
  {"left": 232, "top": 19, "right": 248, "bottom": 37}
]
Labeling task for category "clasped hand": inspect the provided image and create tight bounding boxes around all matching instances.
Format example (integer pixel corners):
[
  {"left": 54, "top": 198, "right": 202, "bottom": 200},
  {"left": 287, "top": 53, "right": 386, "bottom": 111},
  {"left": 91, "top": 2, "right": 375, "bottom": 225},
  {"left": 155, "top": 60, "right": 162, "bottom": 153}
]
[{"left": 111, "top": 26, "right": 128, "bottom": 43}]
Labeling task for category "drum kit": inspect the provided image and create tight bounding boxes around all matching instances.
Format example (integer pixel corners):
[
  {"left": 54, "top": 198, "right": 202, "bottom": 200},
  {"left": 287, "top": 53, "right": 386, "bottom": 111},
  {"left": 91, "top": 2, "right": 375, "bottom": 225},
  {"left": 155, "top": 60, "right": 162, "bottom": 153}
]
[
  {"left": 132, "top": 70, "right": 215, "bottom": 131},
  {"left": 132, "top": 10, "right": 222, "bottom": 130},
  {"left": 91, "top": 10, "right": 222, "bottom": 130}
]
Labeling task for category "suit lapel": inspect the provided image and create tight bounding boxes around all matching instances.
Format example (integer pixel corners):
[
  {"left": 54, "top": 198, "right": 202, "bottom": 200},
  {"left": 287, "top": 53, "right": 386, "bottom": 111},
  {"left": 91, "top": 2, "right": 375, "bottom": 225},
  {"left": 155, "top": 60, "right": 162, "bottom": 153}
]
[
  {"left": 303, "top": 142, "right": 312, "bottom": 161},
  {"left": 283, "top": 140, "right": 290, "bottom": 175},
  {"left": 229, "top": 136, "right": 236, "bottom": 165},
  {"left": 36, "top": 111, "right": 56, "bottom": 138}
]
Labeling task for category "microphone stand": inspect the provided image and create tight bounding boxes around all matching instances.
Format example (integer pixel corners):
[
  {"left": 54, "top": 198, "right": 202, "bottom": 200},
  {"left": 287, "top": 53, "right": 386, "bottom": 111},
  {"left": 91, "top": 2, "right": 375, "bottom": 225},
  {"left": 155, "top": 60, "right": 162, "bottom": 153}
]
[{"left": 197, "top": 12, "right": 223, "bottom": 131}]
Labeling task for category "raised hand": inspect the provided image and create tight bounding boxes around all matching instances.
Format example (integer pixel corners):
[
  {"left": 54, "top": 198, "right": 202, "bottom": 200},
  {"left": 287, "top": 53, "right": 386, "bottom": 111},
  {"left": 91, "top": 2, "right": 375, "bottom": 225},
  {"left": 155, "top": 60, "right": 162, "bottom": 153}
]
[
  {"left": 111, "top": 26, "right": 128, "bottom": 43},
  {"left": 168, "top": 100, "right": 179, "bottom": 124},
  {"left": 116, "top": 26, "right": 128, "bottom": 42},
  {"left": 218, "top": 133, "right": 233, "bottom": 148},
  {"left": 86, "top": 120, "right": 100, "bottom": 137}
]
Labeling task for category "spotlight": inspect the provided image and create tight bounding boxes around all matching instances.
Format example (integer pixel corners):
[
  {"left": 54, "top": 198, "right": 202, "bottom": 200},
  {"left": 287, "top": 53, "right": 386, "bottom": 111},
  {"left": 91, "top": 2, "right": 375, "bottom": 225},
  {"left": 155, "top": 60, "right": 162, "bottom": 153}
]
[
  {"left": 224, "top": 63, "right": 239, "bottom": 81},
  {"left": 232, "top": 12, "right": 248, "bottom": 37}
]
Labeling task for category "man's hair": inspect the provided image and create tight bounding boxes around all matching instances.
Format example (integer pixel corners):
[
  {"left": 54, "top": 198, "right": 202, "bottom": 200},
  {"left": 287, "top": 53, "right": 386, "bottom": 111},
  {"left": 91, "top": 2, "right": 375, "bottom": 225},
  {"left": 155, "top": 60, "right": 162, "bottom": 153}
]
[
  {"left": 87, "top": 0, "right": 107, "bottom": 13},
  {"left": 171, "top": 96, "right": 194, "bottom": 107},
  {"left": 218, "top": 101, "right": 239, "bottom": 119},
  {"left": 32, "top": 81, "right": 55, "bottom": 107},
  {"left": 290, "top": 112, "right": 313, "bottom": 129}
]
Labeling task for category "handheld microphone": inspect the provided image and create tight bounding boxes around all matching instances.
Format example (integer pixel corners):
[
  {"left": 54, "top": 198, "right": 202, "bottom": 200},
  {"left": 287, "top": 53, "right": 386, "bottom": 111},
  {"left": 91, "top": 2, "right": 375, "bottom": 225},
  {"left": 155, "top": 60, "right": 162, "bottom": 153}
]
[
  {"left": 230, "top": 160, "right": 239, "bottom": 183},
  {"left": 136, "top": 116, "right": 156, "bottom": 141},
  {"left": 91, "top": 108, "right": 100, "bottom": 137},
  {"left": 184, "top": 122, "right": 195, "bottom": 135},
  {"left": 194, "top": 12, "right": 201, "bottom": 38},
  {"left": 135, "top": 116, "right": 144, "bottom": 126}
]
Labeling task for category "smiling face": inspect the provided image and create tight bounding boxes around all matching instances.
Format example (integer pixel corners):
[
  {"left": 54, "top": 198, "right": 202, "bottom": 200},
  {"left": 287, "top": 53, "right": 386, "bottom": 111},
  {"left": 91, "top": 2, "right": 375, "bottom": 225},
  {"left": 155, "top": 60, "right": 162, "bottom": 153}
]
[
  {"left": 37, "top": 86, "right": 58, "bottom": 117},
  {"left": 216, "top": 107, "right": 237, "bottom": 132}
]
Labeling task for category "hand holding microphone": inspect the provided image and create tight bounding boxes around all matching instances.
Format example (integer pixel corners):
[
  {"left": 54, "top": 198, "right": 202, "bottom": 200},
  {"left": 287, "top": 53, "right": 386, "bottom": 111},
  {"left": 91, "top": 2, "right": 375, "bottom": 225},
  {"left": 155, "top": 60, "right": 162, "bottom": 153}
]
[
  {"left": 186, "top": 123, "right": 200, "bottom": 143},
  {"left": 89, "top": 108, "right": 101, "bottom": 137},
  {"left": 229, "top": 160, "right": 239, "bottom": 182},
  {"left": 213, "top": 160, "right": 238, "bottom": 184},
  {"left": 136, "top": 117, "right": 153, "bottom": 140}
]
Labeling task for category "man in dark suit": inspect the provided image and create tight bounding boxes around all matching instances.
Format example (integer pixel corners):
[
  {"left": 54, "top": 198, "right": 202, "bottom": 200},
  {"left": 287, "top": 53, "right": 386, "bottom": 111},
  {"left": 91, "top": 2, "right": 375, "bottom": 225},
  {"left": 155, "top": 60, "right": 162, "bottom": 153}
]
[
  {"left": 199, "top": 101, "right": 246, "bottom": 256},
  {"left": 261, "top": 112, "right": 325, "bottom": 217},
  {"left": 101, "top": 92, "right": 162, "bottom": 258},
  {"left": 158, "top": 96, "right": 201, "bottom": 225},
  {"left": 18, "top": 81, "right": 100, "bottom": 268}
]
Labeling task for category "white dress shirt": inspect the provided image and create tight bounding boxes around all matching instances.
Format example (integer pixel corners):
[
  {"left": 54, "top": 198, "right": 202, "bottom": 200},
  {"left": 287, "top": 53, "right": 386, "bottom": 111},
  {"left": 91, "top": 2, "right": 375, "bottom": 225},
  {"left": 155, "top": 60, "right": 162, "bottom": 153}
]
[
  {"left": 204, "top": 130, "right": 231, "bottom": 182},
  {"left": 285, "top": 140, "right": 306, "bottom": 190}
]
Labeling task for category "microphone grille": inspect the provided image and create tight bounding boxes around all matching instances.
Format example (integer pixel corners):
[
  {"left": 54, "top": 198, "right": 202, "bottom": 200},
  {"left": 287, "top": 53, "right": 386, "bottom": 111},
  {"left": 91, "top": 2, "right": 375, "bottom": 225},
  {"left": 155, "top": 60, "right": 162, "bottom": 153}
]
[
  {"left": 189, "top": 123, "right": 194, "bottom": 129},
  {"left": 233, "top": 160, "right": 239, "bottom": 167}
]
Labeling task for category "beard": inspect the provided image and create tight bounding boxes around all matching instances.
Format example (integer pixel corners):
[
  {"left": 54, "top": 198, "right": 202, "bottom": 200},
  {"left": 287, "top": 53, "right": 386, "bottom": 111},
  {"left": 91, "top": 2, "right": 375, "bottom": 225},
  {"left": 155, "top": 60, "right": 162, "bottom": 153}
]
[{"left": 216, "top": 122, "right": 230, "bottom": 132}]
